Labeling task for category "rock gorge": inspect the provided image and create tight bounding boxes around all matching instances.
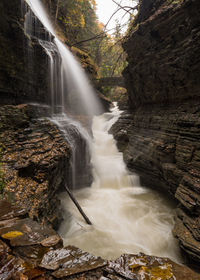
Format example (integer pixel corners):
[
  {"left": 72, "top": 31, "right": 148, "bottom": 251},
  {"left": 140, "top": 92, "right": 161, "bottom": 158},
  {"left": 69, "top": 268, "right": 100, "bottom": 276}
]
[
  {"left": 111, "top": 0, "right": 200, "bottom": 267},
  {"left": 0, "top": 0, "right": 200, "bottom": 278}
]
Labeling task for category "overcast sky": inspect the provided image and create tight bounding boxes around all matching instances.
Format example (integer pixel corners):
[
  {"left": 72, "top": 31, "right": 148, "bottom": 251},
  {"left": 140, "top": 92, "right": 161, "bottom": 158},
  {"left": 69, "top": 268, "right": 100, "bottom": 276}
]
[{"left": 95, "top": 0, "right": 137, "bottom": 34}]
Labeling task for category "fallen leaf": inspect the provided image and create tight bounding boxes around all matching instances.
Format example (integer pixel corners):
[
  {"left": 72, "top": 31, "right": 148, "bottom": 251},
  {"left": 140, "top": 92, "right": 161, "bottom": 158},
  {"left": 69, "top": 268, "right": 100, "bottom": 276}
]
[{"left": 2, "top": 231, "right": 23, "bottom": 239}]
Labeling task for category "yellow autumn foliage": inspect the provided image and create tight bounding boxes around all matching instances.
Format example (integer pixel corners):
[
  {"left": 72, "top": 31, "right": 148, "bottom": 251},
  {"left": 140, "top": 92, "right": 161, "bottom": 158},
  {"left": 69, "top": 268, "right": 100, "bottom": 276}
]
[
  {"left": 130, "top": 263, "right": 174, "bottom": 280},
  {"left": 80, "top": 14, "right": 85, "bottom": 28},
  {"left": 19, "top": 273, "right": 28, "bottom": 280},
  {"left": 2, "top": 231, "right": 23, "bottom": 239},
  {"left": 150, "top": 264, "right": 174, "bottom": 280}
]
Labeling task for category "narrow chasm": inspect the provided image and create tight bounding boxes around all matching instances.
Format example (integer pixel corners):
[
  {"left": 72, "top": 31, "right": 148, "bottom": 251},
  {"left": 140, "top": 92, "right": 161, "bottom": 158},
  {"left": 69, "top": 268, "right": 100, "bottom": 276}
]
[{"left": 0, "top": 0, "right": 200, "bottom": 278}]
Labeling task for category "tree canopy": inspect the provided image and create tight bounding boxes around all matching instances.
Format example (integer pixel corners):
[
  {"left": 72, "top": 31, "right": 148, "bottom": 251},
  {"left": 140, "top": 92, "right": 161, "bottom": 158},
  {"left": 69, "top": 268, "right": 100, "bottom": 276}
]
[{"left": 48, "top": 0, "right": 138, "bottom": 78}]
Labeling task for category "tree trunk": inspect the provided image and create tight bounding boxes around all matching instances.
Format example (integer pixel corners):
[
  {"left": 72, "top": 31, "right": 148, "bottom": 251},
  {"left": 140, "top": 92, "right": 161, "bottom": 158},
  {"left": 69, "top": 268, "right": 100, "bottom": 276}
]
[{"left": 65, "top": 185, "right": 92, "bottom": 225}]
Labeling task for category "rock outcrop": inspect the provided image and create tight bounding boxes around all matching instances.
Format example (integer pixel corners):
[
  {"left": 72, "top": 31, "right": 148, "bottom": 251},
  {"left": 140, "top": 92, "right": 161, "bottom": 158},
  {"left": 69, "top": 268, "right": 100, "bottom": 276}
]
[
  {"left": 0, "top": 200, "right": 199, "bottom": 279},
  {"left": 124, "top": 0, "right": 200, "bottom": 109},
  {"left": 111, "top": 0, "right": 200, "bottom": 267},
  {"left": 0, "top": 0, "right": 50, "bottom": 105},
  {"left": 0, "top": 104, "right": 71, "bottom": 229}
]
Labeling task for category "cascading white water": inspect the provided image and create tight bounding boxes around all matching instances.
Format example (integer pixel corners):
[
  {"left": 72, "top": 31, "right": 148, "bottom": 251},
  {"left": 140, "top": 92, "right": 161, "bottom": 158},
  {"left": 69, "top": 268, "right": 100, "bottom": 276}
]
[
  {"left": 51, "top": 114, "right": 92, "bottom": 188},
  {"left": 23, "top": 0, "right": 102, "bottom": 188},
  {"left": 25, "top": 0, "right": 103, "bottom": 116},
  {"left": 24, "top": 0, "right": 55, "bottom": 36},
  {"left": 55, "top": 39, "right": 102, "bottom": 116},
  {"left": 59, "top": 103, "right": 182, "bottom": 262},
  {"left": 23, "top": 0, "right": 182, "bottom": 262}
]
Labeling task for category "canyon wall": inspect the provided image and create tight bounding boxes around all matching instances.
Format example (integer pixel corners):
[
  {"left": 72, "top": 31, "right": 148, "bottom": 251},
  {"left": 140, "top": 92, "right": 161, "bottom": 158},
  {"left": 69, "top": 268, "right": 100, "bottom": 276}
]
[
  {"left": 0, "top": 0, "right": 50, "bottom": 105},
  {"left": 112, "top": 0, "right": 200, "bottom": 266}
]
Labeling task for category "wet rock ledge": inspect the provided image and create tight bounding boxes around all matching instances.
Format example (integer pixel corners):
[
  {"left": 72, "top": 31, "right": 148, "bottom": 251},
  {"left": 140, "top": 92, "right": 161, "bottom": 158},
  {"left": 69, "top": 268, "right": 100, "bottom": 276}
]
[
  {"left": 111, "top": 0, "right": 200, "bottom": 268},
  {"left": 0, "top": 200, "right": 199, "bottom": 280},
  {"left": 0, "top": 104, "right": 71, "bottom": 229}
]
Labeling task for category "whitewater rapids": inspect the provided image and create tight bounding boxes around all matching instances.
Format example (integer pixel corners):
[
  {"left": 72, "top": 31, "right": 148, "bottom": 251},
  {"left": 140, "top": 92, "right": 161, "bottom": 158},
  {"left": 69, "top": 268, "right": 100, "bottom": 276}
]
[{"left": 59, "top": 103, "right": 182, "bottom": 262}]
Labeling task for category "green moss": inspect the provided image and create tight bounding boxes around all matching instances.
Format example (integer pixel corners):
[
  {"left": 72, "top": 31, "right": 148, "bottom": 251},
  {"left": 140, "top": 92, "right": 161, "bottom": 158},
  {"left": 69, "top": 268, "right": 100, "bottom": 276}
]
[{"left": 71, "top": 46, "right": 98, "bottom": 78}]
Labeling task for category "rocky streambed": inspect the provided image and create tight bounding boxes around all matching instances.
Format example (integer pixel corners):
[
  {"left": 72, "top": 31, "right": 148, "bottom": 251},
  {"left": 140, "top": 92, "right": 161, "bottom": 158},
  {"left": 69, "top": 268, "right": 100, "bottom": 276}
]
[{"left": 0, "top": 199, "right": 199, "bottom": 280}]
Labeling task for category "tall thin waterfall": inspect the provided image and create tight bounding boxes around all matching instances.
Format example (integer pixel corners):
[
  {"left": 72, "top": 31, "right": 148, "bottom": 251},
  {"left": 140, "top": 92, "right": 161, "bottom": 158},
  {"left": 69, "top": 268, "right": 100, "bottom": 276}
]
[
  {"left": 22, "top": 0, "right": 102, "bottom": 188},
  {"left": 23, "top": 0, "right": 102, "bottom": 116}
]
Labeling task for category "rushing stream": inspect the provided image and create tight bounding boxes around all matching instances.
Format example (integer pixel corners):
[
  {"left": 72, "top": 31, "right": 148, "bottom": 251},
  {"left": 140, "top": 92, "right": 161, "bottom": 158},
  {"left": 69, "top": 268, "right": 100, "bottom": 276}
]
[
  {"left": 59, "top": 103, "right": 182, "bottom": 262},
  {"left": 23, "top": 0, "right": 182, "bottom": 264}
]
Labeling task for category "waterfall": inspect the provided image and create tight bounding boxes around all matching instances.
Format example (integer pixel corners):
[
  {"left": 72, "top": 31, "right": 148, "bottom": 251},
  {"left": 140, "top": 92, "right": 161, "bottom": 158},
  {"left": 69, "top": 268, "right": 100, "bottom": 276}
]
[
  {"left": 22, "top": 0, "right": 102, "bottom": 188},
  {"left": 23, "top": 0, "right": 102, "bottom": 116},
  {"left": 21, "top": 0, "right": 182, "bottom": 262}
]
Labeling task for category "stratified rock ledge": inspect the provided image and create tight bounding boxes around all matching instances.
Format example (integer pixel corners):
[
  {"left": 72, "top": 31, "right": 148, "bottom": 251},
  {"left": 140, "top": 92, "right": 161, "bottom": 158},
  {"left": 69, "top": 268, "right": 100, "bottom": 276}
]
[
  {"left": 0, "top": 104, "right": 71, "bottom": 229},
  {"left": 111, "top": 0, "right": 200, "bottom": 268}
]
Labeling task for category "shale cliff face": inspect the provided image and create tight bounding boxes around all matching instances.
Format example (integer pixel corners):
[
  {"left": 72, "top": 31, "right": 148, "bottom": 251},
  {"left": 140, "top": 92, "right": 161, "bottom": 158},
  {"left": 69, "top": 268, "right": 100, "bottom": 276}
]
[
  {"left": 0, "top": 0, "right": 49, "bottom": 105},
  {"left": 112, "top": 0, "right": 200, "bottom": 266},
  {"left": 0, "top": 0, "right": 70, "bottom": 227},
  {"left": 124, "top": 0, "right": 200, "bottom": 109}
]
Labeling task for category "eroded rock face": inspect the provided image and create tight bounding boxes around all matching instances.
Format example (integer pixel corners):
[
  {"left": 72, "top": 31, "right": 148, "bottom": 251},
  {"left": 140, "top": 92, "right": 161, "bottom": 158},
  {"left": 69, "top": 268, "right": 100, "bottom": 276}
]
[
  {"left": 123, "top": 0, "right": 200, "bottom": 109},
  {"left": 112, "top": 0, "right": 200, "bottom": 267},
  {"left": 0, "top": 104, "right": 71, "bottom": 229},
  {"left": 0, "top": 0, "right": 50, "bottom": 105}
]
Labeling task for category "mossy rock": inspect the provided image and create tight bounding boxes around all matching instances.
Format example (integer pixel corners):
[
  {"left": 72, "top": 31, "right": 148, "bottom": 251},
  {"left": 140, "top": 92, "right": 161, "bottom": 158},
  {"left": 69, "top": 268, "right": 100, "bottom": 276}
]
[{"left": 71, "top": 46, "right": 99, "bottom": 79}]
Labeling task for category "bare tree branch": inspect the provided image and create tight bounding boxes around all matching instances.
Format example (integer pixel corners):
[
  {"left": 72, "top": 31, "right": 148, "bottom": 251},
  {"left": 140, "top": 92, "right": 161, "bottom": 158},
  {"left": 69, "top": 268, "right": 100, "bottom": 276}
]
[
  {"left": 121, "top": 7, "right": 135, "bottom": 20},
  {"left": 111, "top": 0, "right": 132, "bottom": 15},
  {"left": 71, "top": 32, "right": 107, "bottom": 46},
  {"left": 104, "top": 7, "right": 122, "bottom": 30},
  {"left": 71, "top": 1, "right": 138, "bottom": 56},
  {"left": 71, "top": 22, "right": 128, "bottom": 46}
]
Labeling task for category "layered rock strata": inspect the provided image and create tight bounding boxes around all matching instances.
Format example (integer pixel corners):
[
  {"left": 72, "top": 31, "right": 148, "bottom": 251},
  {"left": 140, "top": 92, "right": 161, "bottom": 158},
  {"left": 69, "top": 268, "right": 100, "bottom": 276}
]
[
  {"left": 111, "top": 0, "right": 200, "bottom": 266},
  {"left": 0, "top": 104, "right": 71, "bottom": 229},
  {"left": 0, "top": 0, "right": 96, "bottom": 227},
  {"left": 0, "top": 0, "right": 50, "bottom": 105},
  {"left": 124, "top": 0, "right": 200, "bottom": 109}
]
